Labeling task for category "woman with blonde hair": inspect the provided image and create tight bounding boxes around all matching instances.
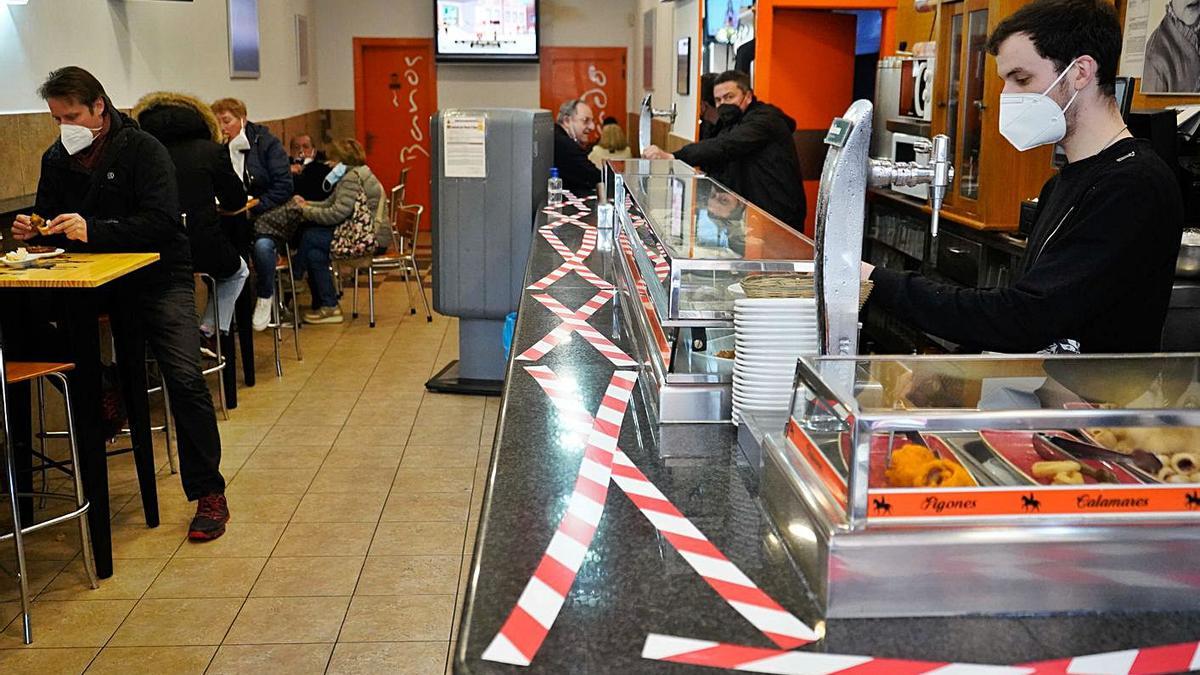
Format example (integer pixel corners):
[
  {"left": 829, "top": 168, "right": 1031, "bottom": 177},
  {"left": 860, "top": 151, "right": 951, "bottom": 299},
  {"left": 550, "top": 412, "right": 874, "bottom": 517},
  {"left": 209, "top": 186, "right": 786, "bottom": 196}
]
[
  {"left": 588, "top": 118, "right": 633, "bottom": 168},
  {"left": 291, "top": 138, "right": 386, "bottom": 324}
]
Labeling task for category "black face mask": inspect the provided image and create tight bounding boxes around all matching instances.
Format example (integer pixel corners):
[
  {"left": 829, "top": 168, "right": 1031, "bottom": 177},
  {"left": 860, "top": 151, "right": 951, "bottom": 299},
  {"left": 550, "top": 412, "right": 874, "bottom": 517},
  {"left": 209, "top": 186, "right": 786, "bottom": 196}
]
[{"left": 717, "top": 103, "right": 743, "bottom": 124}]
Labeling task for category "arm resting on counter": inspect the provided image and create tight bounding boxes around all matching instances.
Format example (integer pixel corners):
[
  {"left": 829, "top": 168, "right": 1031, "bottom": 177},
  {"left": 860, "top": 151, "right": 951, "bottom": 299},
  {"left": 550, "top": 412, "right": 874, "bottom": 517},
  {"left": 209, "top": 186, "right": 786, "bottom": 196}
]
[{"left": 673, "top": 112, "right": 778, "bottom": 169}]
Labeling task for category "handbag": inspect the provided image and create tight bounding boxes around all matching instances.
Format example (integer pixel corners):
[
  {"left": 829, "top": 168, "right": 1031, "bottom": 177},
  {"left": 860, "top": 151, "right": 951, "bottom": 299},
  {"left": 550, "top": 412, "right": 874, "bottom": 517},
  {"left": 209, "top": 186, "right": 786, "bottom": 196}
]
[
  {"left": 330, "top": 189, "right": 376, "bottom": 260},
  {"left": 252, "top": 203, "right": 303, "bottom": 241}
]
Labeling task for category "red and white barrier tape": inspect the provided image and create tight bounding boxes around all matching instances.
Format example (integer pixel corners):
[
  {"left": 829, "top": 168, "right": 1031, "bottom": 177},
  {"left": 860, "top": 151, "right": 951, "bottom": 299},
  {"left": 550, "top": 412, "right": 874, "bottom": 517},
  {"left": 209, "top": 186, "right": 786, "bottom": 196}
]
[
  {"left": 515, "top": 290, "right": 637, "bottom": 367},
  {"left": 641, "top": 635, "right": 1200, "bottom": 675},
  {"left": 528, "top": 227, "right": 613, "bottom": 291},
  {"left": 641, "top": 634, "right": 1029, "bottom": 674},
  {"left": 481, "top": 369, "right": 639, "bottom": 666},
  {"left": 523, "top": 366, "right": 818, "bottom": 650},
  {"left": 1021, "top": 640, "right": 1200, "bottom": 674}
]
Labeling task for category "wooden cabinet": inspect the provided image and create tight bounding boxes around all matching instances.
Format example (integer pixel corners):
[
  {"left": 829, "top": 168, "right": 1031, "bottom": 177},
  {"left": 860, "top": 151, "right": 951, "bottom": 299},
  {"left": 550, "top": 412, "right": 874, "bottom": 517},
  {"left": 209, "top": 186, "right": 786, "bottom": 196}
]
[{"left": 931, "top": 0, "right": 1055, "bottom": 231}]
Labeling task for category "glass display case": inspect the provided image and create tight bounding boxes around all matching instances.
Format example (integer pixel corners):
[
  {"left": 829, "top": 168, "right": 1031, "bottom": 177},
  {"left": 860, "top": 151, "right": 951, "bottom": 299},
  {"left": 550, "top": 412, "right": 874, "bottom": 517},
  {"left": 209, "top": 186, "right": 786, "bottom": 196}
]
[
  {"left": 608, "top": 161, "right": 816, "bottom": 425},
  {"left": 762, "top": 353, "right": 1200, "bottom": 617}
]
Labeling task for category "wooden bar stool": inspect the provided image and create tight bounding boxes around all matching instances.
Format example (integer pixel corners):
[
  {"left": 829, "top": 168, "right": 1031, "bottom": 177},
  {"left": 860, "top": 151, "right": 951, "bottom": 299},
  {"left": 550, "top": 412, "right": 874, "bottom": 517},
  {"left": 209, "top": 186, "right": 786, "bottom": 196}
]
[{"left": 2, "top": 359, "right": 100, "bottom": 644}]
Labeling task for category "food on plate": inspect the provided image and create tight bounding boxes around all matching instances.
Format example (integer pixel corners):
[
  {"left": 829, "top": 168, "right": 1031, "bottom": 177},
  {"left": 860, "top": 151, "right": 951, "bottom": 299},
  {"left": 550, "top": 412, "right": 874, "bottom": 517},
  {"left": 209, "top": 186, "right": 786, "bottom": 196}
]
[
  {"left": 1085, "top": 427, "right": 1200, "bottom": 482},
  {"left": 885, "top": 443, "right": 975, "bottom": 488},
  {"left": 1052, "top": 471, "right": 1085, "bottom": 485},
  {"left": 1032, "top": 460, "right": 1081, "bottom": 479},
  {"left": 30, "top": 213, "right": 51, "bottom": 236},
  {"left": 26, "top": 246, "right": 56, "bottom": 254},
  {"left": 4, "top": 248, "right": 29, "bottom": 263},
  {"left": 714, "top": 349, "right": 735, "bottom": 359}
]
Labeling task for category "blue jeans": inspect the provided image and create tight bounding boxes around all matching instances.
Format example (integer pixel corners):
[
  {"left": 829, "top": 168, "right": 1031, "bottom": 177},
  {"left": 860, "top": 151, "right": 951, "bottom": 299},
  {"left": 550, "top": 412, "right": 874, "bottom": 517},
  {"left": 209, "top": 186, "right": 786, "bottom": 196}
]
[
  {"left": 201, "top": 257, "right": 249, "bottom": 334},
  {"left": 297, "top": 227, "right": 338, "bottom": 309},
  {"left": 252, "top": 237, "right": 278, "bottom": 300}
]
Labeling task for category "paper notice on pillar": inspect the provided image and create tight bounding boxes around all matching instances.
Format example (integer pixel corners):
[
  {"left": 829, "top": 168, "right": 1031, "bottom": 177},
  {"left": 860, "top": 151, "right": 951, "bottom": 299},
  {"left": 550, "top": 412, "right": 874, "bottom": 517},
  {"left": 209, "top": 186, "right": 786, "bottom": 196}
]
[
  {"left": 443, "top": 113, "right": 487, "bottom": 178},
  {"left": 1118, "top": 0, "right": 1150, "bottom": 79}
]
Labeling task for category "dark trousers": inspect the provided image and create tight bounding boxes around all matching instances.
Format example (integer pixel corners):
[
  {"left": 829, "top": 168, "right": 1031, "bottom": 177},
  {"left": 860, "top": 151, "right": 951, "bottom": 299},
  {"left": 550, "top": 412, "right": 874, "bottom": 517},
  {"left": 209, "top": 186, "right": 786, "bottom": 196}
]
[
  {"left": 296, "top": 227, "right": 338, "bottom": 309},
  {"left": 112, "top": 279, "right": 225, "bottom": 500}
]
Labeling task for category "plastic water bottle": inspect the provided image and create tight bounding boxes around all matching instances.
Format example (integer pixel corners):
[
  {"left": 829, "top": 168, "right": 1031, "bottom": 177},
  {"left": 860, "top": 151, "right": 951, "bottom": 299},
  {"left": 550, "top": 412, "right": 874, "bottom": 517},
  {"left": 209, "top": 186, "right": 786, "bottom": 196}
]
[{"left": 547, "top": 167, "right": 563, "bottom": 207}]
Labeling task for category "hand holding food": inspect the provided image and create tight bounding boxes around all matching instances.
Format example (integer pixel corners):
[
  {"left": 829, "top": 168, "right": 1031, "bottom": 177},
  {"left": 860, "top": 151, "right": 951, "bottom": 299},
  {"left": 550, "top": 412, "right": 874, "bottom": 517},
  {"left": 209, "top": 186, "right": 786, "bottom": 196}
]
[
  {"left": 48, "top": 213, "right": 88, "bottom": 243},
  {"left": 11, "top": 214, "right": 34, "bottom": 241}
]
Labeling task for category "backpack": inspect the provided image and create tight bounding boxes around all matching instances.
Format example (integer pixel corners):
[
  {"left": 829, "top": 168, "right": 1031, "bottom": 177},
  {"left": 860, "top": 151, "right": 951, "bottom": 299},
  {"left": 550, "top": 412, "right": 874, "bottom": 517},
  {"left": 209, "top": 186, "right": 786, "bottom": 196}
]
[{"left": 330, "top": 189, "right": 375, "bottom": 259}]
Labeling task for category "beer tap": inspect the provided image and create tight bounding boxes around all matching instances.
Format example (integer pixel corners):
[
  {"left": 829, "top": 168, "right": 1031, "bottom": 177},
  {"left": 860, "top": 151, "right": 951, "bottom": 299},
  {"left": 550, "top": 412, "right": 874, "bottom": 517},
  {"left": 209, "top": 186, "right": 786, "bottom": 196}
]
[
  {"left": 867, "top": 135, "right": 954, "bottom": 237},
  {"left": 638, "top": 94, "right": 678, "bottom": 156}
]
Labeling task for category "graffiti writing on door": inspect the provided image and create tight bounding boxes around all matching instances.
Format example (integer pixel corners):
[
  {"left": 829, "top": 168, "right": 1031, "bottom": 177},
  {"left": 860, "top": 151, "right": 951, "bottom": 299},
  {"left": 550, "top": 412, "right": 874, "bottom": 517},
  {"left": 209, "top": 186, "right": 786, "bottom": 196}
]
[{"left": 400, "top": 56, "right": 429, "bottom": 163}]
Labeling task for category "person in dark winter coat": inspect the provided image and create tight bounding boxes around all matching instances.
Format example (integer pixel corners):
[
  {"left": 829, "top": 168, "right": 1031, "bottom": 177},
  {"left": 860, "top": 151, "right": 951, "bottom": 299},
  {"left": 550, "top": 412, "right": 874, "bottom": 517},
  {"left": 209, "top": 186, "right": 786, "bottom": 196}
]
[
  {"left": 289, "top": 134, "right": 333, "bottom": 202},
  {"left": 644, "top": 70, "right": 807, "bottom": 231},
  {"left": 133, "top": 91, "right": 249, "bottom": 339},
  {"left": 12, "top": 67, "right": 229, "bottom": 541},
  {"left": 211, "top": 98, "right": 294, "bottom": 332},
  {"left": 553, "top": 99, "right": 602, "bottom": 194}
]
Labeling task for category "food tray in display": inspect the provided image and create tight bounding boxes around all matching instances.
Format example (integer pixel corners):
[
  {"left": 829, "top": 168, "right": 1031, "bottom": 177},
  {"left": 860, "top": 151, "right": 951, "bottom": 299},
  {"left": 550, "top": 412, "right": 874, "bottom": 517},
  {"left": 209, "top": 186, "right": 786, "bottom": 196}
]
[
  {"left": 978, "top": 430, "right": 1142, "bottom": 486},
  {"left": 836, "top": 432, "right": 981, "bottom": 489}
]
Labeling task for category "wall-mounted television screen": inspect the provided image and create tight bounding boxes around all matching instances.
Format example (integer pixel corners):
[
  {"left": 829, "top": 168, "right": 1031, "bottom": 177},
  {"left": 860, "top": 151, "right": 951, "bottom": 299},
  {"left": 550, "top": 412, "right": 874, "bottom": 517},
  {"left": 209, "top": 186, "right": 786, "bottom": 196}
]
[{"left": 436, "top": 0, "right": 539, "bottom": 63}]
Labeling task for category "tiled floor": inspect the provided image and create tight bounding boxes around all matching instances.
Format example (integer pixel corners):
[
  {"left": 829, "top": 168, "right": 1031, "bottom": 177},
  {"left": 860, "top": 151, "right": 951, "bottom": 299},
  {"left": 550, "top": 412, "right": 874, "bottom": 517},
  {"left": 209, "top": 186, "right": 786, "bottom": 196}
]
[{"left": 0, "top": 274, "right": 494, "bottom": 674}]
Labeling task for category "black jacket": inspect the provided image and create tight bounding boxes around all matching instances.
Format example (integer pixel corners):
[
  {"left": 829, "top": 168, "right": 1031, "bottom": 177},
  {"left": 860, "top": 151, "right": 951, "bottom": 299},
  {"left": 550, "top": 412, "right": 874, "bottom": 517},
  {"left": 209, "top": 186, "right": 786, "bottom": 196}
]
[
  {"left": 30, "top": 104, "right": 191, "bottom": 284},
  {"left": 293, "top": 152, "right": 333, "bottom": 202},
  {"left": 553, "top": 124, "right": 602, "bottom": 194},
  {"left": 871, "top": 138, "right": 1183, "bottom": 353},
  {"left": 674, "top": 99, "right": 807, "bottom": 231},
  {"left": 241, "top": 121, "right": 293, "bottom": 216},
  {"left": 134, "top": 94, "right": 247, "bottom": 278}
]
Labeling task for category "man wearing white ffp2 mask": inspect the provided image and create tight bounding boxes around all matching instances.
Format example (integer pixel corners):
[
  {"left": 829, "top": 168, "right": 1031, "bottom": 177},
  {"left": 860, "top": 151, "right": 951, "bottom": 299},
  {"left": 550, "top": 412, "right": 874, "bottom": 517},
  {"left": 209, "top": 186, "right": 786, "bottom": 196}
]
[{"left": 863, "top": 0, "right": 1184, "bottom": 354}]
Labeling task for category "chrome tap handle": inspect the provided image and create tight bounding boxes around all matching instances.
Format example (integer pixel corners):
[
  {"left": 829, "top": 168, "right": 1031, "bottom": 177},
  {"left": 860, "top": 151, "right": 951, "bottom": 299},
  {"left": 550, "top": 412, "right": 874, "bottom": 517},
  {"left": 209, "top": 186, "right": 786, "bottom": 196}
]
[{"left": 928, "top": 134, "right": 952, "bottom": 238}]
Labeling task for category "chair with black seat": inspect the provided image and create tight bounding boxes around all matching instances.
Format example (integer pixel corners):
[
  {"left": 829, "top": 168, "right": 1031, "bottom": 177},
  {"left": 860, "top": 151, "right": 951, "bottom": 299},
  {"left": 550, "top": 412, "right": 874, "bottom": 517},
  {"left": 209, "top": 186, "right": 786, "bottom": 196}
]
[{"left": 2, "top": 353, "right": 99, "bottom": 644}]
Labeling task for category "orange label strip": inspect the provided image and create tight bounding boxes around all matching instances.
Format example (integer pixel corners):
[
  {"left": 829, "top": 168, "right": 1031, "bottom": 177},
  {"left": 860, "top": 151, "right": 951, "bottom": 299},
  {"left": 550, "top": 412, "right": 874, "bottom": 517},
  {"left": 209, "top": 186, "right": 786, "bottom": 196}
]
[
  {"left": 868, "top": 485, "right": 1200, "bottom": 519},
  {"left": 785, "top": 418, "right": 848, "bottom": 508}
]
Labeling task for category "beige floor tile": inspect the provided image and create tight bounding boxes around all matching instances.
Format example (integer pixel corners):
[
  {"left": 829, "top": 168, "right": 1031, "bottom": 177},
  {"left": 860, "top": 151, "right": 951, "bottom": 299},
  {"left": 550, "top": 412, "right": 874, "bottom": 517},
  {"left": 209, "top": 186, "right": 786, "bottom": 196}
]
[
  {"left": 380, "top": 491, "right": 471, "bottom": 522},
  {"left": 346, "top": 394, "right": 423, "bottom": 416},
  {"left": 406, "top": 423, "right": 482, "bottom": 447},
  {"left": 0, "top": 647, "right": 97, "bottom": 674},
  {"left": 21, "top": 527, "right": 83, "bottom": 562},
  {"left": 0, "top": 599, "right": 134, "bottom": 648},
  {"left": 276, "top": 404, "right": 353, "bottom": 427},
  {"left": 355, "top": 556, "right": 460, "bottom": 596},
  {"left": 224, "top": 596, "right": 350, "bottom": 644},
  {"left": 334, "top": 425, "right": 417, "bottom": 449},
  {"left": 399, "top": 445, "right": 480, "bottom": 468},
  {"left": 338, "top": 595, "right": 454, "bottom": 642},
  {"left": 171, "top": 522, "right": 285, "bottom": 559},
  {"left": 144, "top": 557, "right": 267, "bottom": 599},
  {"left": 242, "top": 445, "right": 329, "bottom": 470},
  {"left": 108, "top": 522, "right": 188, "bottom": 559},
  {"left": 322, "top": 446, "right": 405, "bottom": 469},
  {"left": 326, "top": 641, "right": 447, "bottom": 675},
  {"left": 0, "top": 559, "right": 69, "bottom": 602},
  {"left": 221, "top": 492, "right": 302, "bottom": 524},
  {"left": 39, "top": 558, "right": 167, "bottom": 602},
  {"left": 260, "top": 425, "right": 342, "bottom": 447},
  {"left": 271, "top": 522, "right": 377, "bottom": 558},
  {"left": 369, "top": 522, "right": 467, "bottom": 557},
  {"left": 301, "top": 370, "right": 370, "bottom": 393},
  {"left": 0, "top": 602, "right": 18, "bottom": 628},
  {"left": 249, "top": 557, "right": 363, "bottom": 597},
  {"left": 225, "top": 468, "right": 317, "bottom": 495},
  {"left": 206, "top": 643, "right": 333, "bottom": 675},
  {"left": 109, "top": 598, "right": 242, "bottom": 646},
  {"left": 216, "top": 424, "right": 273, "bottom": 447},
  {"left": 86, "top": 645, "right": 216, "bottom": 675},
  {"left": 307, "top": 466, "right": 396, "bottom": 493},
  {"left": 392, "top": 466, "right": 475, "bottom": 494},
  {"left": 291, "top": 492, "right": 387, "bottom": 523},
  {"left": 345, "top": 407, "right": 417, "bottom": 429}
]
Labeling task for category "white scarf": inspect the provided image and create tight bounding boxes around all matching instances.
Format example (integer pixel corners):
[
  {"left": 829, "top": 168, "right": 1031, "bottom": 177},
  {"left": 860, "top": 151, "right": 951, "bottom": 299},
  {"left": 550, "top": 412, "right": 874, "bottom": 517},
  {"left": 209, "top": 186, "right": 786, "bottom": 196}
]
[{"left": 228, "top": 128, "right": 250, "bottom": 181}]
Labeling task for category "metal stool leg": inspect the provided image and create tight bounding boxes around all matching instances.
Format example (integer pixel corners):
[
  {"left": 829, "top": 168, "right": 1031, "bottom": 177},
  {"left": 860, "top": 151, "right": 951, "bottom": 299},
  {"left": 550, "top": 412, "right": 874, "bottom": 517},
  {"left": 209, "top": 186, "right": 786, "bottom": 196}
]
[
  {"left": 368, "top": 264, "right": 376, "bottom": 328},
  {"left": 1, "top": 362, "right": 33, "bottom": 644},
  {"left": 199, "top": 274, "right": 229, "bottom": 421},
  {"left": 285, "top": 247, "right": 302, "bottom": 362},
  {"left": 161, "top": 381, "right": 178, "bottom": 475},
  {"left": 352, "top": 267, "right": 360, "bottom": 319},
  {"left": 36, "top": 378, "right": 48, "bottom": 508},
  {"left": 50, "top": 372, "right": 98, "bottom": 591},
  {"left": 413, "top": 254, "right": 433, "bottom": 322},
  {"left": 271, "top": 278, "right": 284, "bottom": 378}
]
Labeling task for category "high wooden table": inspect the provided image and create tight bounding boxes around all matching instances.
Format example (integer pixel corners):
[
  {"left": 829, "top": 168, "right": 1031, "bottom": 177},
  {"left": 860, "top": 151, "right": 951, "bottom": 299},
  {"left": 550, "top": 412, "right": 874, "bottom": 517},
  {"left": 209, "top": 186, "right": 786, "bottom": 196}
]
[{"left": 1, "top": 252, "right": 160, "bottom": 579}]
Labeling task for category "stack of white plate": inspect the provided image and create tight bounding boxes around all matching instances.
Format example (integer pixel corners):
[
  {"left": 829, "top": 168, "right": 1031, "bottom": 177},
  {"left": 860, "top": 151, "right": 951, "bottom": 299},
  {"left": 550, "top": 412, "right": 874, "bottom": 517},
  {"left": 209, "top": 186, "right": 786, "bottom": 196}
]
[{"left": 732, "top": 298, "right": 819, "bottom": 425}]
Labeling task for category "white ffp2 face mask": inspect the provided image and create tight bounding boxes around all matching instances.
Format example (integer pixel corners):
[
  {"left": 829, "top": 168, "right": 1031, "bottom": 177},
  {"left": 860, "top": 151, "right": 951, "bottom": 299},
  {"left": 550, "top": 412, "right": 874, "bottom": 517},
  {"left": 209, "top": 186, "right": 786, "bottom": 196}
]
[
  {"left": 999, "top": 58, "right": 1081, "bottom": 152},
  {"left": 60, "top": 123, "right": 100, "bottom": 155}
]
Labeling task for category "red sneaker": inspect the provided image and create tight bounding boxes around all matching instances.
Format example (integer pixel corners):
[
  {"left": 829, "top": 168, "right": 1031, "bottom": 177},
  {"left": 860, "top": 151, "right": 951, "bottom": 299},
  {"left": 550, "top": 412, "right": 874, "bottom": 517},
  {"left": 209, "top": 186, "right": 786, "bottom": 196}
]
[{"left": 188, "top": 493, "right": 230, "bottom": 541}]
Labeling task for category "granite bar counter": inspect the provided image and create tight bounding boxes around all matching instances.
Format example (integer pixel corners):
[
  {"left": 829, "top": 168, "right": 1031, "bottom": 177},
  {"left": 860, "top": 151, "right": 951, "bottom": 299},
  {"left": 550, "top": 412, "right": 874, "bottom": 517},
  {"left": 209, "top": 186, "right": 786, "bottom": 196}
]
[{"left": 454, "top": 198, "right": 1200, "bottom": 673}]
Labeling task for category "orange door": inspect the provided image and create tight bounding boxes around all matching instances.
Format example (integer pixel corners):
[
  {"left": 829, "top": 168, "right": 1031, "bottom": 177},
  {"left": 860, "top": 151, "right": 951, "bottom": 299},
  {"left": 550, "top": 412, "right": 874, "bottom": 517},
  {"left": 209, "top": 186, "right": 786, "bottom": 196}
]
[
  {"left": 760, "top": 10, "right": 856, "bottom": 236},
  {"left": 354, "top": 38, "right": 437, "bottom": 221},
  {"left": 540, "top": 47, "right": 627, "bottom": 146}
]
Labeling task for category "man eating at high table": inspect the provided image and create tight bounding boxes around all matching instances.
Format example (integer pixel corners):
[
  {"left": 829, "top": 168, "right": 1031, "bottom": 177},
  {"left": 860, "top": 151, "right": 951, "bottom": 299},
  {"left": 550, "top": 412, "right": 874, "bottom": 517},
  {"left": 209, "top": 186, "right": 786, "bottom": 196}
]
[{"left": 11, "top": 66, "right": 230, "bottom": 541}]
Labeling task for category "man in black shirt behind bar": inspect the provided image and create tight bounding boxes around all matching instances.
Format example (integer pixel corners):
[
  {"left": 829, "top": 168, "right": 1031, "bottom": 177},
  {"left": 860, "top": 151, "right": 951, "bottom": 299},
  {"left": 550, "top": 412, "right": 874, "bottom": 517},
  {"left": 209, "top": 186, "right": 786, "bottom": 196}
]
[{"left": 865, "top": 0, "right": 1183, "bottom": 354}]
